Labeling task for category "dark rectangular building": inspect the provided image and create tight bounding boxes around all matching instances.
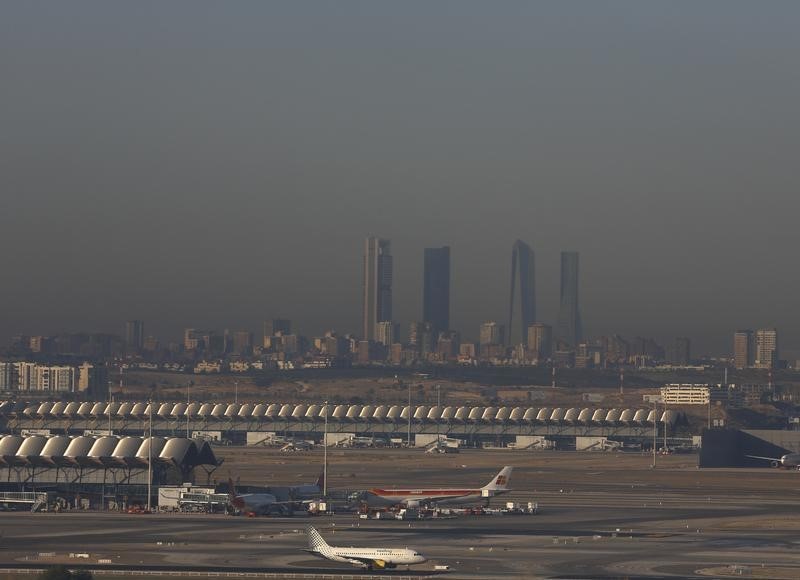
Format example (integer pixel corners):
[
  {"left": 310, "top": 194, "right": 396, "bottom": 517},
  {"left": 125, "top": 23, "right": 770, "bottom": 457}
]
[{"left": 423, "top": 246, "right": 450, "bottom": 335}]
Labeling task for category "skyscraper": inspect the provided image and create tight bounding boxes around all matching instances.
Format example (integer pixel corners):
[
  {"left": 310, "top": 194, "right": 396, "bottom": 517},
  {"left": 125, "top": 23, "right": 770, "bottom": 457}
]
[
  {"left": 556, "top": 251, "right": 582, "bottom": 347},
  {"left": 733, "top": 330, "right": 754, "bottom": 369},
  {"left": 124, "top": 320, "right": 144, "bottom": 352},
  {"left": 508, "top": 240, "right": 535, "bottom": 345},
  {"left": 755, "top": 328, "right": 778, "bottom": 369},
  {"left": 362, "top": 237, "right": 393, "bottom": 341},
  {"left": 423, "top": 246, "right": 450, "bottom": 335}
]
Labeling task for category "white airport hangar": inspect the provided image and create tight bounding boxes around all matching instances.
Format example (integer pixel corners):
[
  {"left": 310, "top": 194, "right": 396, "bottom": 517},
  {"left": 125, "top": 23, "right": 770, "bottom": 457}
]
[{"left": 0, "top": 434, "right": 219, "bottom": 507}]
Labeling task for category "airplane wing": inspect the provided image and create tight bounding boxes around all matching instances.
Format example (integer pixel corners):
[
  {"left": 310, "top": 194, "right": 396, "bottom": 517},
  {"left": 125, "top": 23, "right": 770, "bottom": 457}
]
[{"left": 745, "top": 455, "right": 781, "bottom": 461}]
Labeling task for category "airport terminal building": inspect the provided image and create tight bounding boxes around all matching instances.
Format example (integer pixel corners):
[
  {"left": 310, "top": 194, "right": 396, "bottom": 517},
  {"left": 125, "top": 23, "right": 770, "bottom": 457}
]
[
  {"left": 0, "top": 399, "right": 681, "bottom": 451},
  {"left": 0, "top": 433, "right": 219, "bottom": 510}
]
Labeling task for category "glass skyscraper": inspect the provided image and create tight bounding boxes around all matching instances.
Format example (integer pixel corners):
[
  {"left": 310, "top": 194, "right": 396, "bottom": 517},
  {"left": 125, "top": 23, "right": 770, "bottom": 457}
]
[
  {"left": 508, "top": 240, "right": 535, "bottom": 346},
  {"left": 423, "top": 246, "right": 450, "bottom": 335},
  {"left": 556, "top": 251, "right": 582, "bottom": 347},
  {"left": 362, "top": 237, "right": 393, "bottom": 341}
]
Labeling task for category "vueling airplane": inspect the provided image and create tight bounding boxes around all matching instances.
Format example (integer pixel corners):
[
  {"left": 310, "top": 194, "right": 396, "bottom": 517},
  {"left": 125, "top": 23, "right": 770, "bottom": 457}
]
[
  {"left": 361, "top": 466, "right": 513, "bottom": 508},
  {"left": 304, "top": 525, "right": 426, "bottom": 570}
]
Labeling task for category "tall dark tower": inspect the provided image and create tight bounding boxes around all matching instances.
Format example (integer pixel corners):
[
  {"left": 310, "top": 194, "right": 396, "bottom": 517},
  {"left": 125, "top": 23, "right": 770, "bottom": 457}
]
[
  {"left": 508, "top": 240, "right": 535, "bottom": 345},
  {"left": 556, "top": 251, "right": 582, "bottom": 347},
  {"left": 124, "top": 320, "right": 144, "bottom": 352},
  {"left": 362, "top": 237, "right": 393, "bottom": 341},
  {"left": 422, "top": 246, "right": 451, "bottom": 336}
]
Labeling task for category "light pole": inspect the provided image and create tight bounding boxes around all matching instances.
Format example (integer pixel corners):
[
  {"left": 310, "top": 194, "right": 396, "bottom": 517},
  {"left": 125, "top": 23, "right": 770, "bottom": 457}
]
[
  {"left": 234, "top": 380, "right": 238, "bottom": 405},
  {"left": 186, "top": 382, "right": 190, "bottom": 438},
  {"left": 146, "top": 398, "right": 153, "bottom": 511},
  {"left": 107, "top": 383, "right": 112, "bottom": 435},
  {"left": 436, "top": 384, "right": 441, "bottom": 441},
  {"left": 407, "top": 383, "right": 412, "bottom": 447},
  {"left": 652, "top": 400, "right": 658, "bottom": 468},
  {"left": 323, "top": 400, "right": 328, "bottom": 498}
]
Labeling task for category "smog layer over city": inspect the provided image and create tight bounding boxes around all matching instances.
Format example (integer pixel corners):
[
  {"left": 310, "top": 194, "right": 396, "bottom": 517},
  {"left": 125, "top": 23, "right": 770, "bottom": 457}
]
[{"left": 2, "top": 3, "right": 800, "bottom": 580}]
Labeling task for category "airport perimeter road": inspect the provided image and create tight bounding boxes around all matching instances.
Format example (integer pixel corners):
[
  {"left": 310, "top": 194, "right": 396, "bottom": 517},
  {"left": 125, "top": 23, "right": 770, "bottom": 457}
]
[{"left": 2, "top": 450, "right": 800, "bottom": 578}]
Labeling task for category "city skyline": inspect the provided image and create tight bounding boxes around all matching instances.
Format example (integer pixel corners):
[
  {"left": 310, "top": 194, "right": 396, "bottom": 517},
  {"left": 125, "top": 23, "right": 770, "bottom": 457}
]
[
  {"left": 2, "top": 3, "right": 800, "bottom": 356},
  {"left": 0, "top": 235, "right": 794, "bottom": 357}
]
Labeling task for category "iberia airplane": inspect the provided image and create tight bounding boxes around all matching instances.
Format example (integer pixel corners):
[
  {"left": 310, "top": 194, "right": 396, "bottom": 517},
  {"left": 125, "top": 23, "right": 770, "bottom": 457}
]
[{"left": 362, "top": 466, "right": 513, "bottom": 508}]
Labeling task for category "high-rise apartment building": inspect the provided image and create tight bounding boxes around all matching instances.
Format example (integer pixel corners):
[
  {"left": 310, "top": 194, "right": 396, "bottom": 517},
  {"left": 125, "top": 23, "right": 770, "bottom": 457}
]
[
  {"left": 15, "top": 362, "right": 35, "bottom": 390},
  {"left": 78, "top": 362, "right": 109, "bottom": 398},
  {"left": 125, "top": 320, "right": 144, "bottom": 352},
  {"left": 232, "top": 331, "right": 253, "bottom": 355},
  {"left": 409, "top": 321, "right": 435, "bottom": 355},
  {"left": 143, "top": 336, "right": 160, "bottom": 352},
  {"left": 556, "top": 251, "right": 582, "bottom": 347},
  {"left": 508, "top": 240, "right": 535, "bottom": 345},
  {"left": 527, "top": 323, "right": 552, "bottom": 361},
  {"left": 362, "top": 237, "right": 393, "bottom": 341},
  {"left": 479, "top": 321, "right": 505, "bottom": 346},
  {"left": 423, "top": 246, "right": 450, "bottom": 335},
  {"left": 755, "top": 328, "right": 778, "bottom": 370},
  {"left": 375, "top": 321, "right": 397, "bottom": 347},
  {"left": 734, "top": 330, "right": 755, "bottom": 369},
  {"left": 33, "top": 365, "right": 75, "bottom": 392},
  {"left": 671, "top": 337, "right": 691, "bottom": 366},
  {"left": 0, "top": 362, "right": 14, "bottom": 391}
]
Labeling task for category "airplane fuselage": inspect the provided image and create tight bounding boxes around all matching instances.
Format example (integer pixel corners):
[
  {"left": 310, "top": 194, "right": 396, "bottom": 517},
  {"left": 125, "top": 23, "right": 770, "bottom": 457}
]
[
  {"left": 364, "top": 488, "right": 496, "bottom": 507},
  {"left": 309, "top": 547, "right": 424, "bottom": 568},
  {"left": 233, "top": 493, "right": 280, "bottom": 515},
  {"left": 306, "top": 525, "right": 426, "bottom": 569}
]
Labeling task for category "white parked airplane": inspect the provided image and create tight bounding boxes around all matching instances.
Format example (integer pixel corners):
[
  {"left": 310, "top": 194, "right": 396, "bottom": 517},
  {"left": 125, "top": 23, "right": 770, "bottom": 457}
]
[
  {"left": 362, "top": 466, "right": 513, "bottom": 508},
  {"left": 304, "top": 525, "right": 426, "bottom": 570},
  {"left": 746, "top": 452, "right": 800, "bottom": 469}
]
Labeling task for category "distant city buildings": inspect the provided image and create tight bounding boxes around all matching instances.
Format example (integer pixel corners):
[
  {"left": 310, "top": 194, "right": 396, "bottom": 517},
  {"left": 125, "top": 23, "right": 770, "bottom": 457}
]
[
  {"left": 755, "top": 328, "right": 779, "bottom": 370},
  {"left": 670, "top": 337, "right": 691, "bottom": 366},
  {"left": 409, "top": 321, "right": 435, "bottom": 356},
  {"left": 125, "top": 320, "right": 144, "bottom": 353},
  {"left": 362, "top": 237, "right": 393, "bottom": 342},
  {"left": 375, "top": 321, "right": 397, "bottom": 347},
  {"left": 733, "top": 328, "right": 778, "bottom": 370},
  {"left": 734, "top": 330, "right": 754, "bottom": 369},
  {"left": 479, "top": 321, "right": 505, "bottom": 346},
  {"left": 264, "top": 319, "right": 292, "bottom": 340},
  {"left": 479, "top": 321, "right": 505, "bottom": 359},
  {"left": 10, "top": 238, "right": 791, "bottom": 372},
  {"left": 527, "top": 323, "right": 552, "bottom": 362},
  {"left": 508, "top": 240, "right": 535, "bottom": 346},
  {"left": 556, "top": 251, "right": 582, "bottom": 348},
  {"left": 231, "top": 330, "right": 253, "bottom": 355},
  {"left": 422, "top": 246, "right": 450, "bottom": 336},
  {"left": 0, "top": 361, "right": 107, "bottom": 396}
]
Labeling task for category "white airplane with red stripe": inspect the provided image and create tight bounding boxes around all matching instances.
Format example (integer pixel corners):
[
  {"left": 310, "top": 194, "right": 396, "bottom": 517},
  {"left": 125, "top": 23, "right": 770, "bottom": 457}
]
[{"left": 362, "top": 466, "right": 513, "bottom": 508}]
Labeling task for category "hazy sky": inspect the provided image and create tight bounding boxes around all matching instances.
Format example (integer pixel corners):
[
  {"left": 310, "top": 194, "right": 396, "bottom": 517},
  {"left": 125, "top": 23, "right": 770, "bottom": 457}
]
[{"left": 2, "top": 2, "right": 800, "bottom": 356}]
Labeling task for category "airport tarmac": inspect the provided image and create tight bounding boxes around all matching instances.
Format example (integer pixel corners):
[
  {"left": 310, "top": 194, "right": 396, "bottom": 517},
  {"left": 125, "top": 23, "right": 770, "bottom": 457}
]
[{"left": 2, "top": 449, "right": 800, "bottom": 579}]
